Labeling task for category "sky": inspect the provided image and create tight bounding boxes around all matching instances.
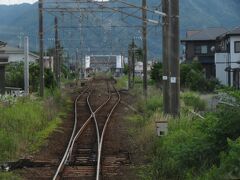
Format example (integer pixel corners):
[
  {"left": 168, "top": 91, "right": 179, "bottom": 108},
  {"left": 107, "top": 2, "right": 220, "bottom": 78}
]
[
  {"left": 0, "top": 0, "right": 37, "bottom": 5},
  {"left": 0, "top": 0, "right": 108, "bottom": 5}
]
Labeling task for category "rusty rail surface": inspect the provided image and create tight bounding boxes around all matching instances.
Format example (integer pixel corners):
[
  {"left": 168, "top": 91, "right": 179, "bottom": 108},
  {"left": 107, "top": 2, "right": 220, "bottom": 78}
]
[
  {"left": 53, "top": 79, "right": 120, "bottom": 180},
  {"left": 53, "top": 87, "right": 89, "bottom": 180}
]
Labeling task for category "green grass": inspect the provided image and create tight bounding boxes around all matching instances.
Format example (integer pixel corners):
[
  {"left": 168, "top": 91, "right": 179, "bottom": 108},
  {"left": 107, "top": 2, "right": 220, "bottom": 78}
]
[
  {"left": 126, "top": 86, "right": 164, "bottom": 167},
  {"left": 29, "top": 117, "right": 61, "bottom": 153},
  {"left": 139, "top": 104, "right": 240, "bottom": 180},
  {"left": 181, "top": 91, "right": 207, "bottom": 111},
  {"left": 0, "top": 172, "right": 22, "bottom": 180},
  {"left": 115, "top": 75, "right": 128, "bottom": 90},
  {"left": 125, "top": 85, "right": 240, "bottom": 180},
  {"left": 0, "top": 92, "right": 67, "bottom": 163}
]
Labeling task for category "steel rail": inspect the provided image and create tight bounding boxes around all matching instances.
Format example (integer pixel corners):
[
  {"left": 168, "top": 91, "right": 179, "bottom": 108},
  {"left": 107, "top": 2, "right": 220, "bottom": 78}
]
[
  {"left": 52, "top": 87, "right": 89, "bottom": 180},
  {"left": 68, "top": 81, "right": 112, "bottom": 159},
  {"left": 53, "top": 80, "right": 118, "bottom": 180},
  {"left": 96, "top": 84, "right": 121, "bottom": 180},
  {"left": 88, "top": 81, "right": 110, "bottom": 146}
]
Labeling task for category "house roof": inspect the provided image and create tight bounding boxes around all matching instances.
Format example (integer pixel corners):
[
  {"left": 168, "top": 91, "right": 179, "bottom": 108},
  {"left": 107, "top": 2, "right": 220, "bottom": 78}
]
[
  {"left": 217, "top": 26, "right": 240, "bottom": 39},
  {"left": 181, "top": 27, "right": 228, "bottom": 42},
  {"left": 227, "top": 27, "right": 240, "bottom": 35},
  {"left": 0, "top": 45, "right": 39, "bottom": 59}
]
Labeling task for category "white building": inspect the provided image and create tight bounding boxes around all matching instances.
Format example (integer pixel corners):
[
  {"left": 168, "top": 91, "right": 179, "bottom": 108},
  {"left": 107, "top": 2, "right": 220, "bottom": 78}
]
[
  {"left": 85, "top": 55, "right": 124, "bottom": 76},
  {"left": 43, "top": 56, "right": 54, "bottom": 71},
  {"left": 134, "top": 61, "right": 153, "bottom": 76},
  {"left": 0, "top": 45, "right": 39, "bottom": 63},
  {"left": 215, "top": 27, "right": 240, "bottom": 88}
]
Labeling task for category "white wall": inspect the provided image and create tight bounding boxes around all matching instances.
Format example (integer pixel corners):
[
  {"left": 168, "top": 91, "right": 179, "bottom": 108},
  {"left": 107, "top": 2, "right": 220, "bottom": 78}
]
[
  {"left": 8, "top": 54, "right": 37, "bottom": 63},
  {"left": 215, "top": 53, "right": 228, "bottom": 85},
  {"left": 230, "top": 36, "right": 240, "bottom": 68},
  {"left": 85, "top": 56, "right": 90, "bottom": 69},
  {"left": 116, "top": 55, "right": 123, "bottom": 68}
]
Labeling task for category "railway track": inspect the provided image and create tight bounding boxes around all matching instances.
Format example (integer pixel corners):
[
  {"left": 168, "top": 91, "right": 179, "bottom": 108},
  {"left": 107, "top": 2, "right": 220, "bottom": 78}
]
[{"left": 53, "top": 78, "right": 121, "bottom": 180}]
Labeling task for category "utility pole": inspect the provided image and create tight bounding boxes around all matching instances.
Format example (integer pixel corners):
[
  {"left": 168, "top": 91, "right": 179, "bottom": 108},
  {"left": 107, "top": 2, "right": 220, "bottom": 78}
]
[
  {"left": 128, "top": 47, "right": 132, "bottom": 89},
  {"left": 39, "top": 0, "right": 44, "bottom": 97},
  {"left": 132, "top": 38, "right": 135, "bottom": 87},
  {"left": 79, "top": 17, "right": 84, "bottom": 80},
  {"left": 80, "top": 52, "right": 83, "bottom": 80},
  {"left": 169, "top": 0, "right": 180, "bottom": 116},
  {"left": 54, "top": 16, "right": 60, "bottom": 87},
  {"left": 142, "top": 0, "right": 148, "bottom": 98},
  {"left": 162, "top": 0, "right": 170, "bottom": 114},
  {"left": 24, "top": 36, "right": 29, "bottom": 96},
  {"left": 76, "top": 49, "right": 79, "bottom": 79}
]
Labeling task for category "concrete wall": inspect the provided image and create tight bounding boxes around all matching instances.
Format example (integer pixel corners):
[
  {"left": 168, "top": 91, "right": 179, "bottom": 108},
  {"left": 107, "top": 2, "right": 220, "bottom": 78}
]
[
  {"left": 230, "top": 36, "right": 240, "bottom": 68},
  {"left": 215, "top": 53, "right": 229, "bottom": 85}
]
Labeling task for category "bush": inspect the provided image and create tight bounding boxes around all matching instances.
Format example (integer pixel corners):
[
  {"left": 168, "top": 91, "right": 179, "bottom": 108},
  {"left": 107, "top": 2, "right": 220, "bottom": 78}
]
[
  {"left": 197, "top": 138, "right": 240, "bottom": 180},
  {"left": 136, "top": 94, "right": 163, "bottom": 116},
  {"left": 182, "top": 92, "right": 206, "bottom": 111},
  {"left": 143, "top": 103, "right": 240, "bottom": 179},
  {"left": 186, "top": 69, "right": 206, "bottom": 91},
  {"left": 150, "top": 62, "right": 162, "bottom": 83},
  {"left": 181, "top": 61, "right": 218, "bottom": 92},
  {"left": 180, "top": 63, "right": 192, "bottom": 86},
  {"left": 5, "top": 62, "right": 57, "bottom": 92}
]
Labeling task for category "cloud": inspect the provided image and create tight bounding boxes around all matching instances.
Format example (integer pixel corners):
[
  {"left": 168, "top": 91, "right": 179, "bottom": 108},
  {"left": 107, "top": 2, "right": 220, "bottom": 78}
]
[{"left": 0, "top": 0, "right": 37, "bottom": 5}]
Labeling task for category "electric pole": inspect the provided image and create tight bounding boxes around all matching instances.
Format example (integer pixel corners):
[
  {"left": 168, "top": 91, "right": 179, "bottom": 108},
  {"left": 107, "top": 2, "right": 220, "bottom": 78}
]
[
  {"left": 24, "top": 36, "right": 29, "bottom": 96},
  {"left": 55, "top": 16, "right": 60, "bottom": 87},
  {"left": 128, "top": 46, "right": 132, "bottom": 89},
  {"left": 162, "top": 0, "right": 170, "bottom": 114},
  {"left": 80, "top": 51, "right": 83, "bottom": 80},
  {"left": 142, "top": 0, "right": 148, "bottom": 98},
  {"left": 132, "top": 38, "right": 135, "bottom": 87},
  {"left": 39, "top": 0, "right": 44, "bottom": 97},
  {"left": 169, "top": 0, "right": 180, "bottom": 116},
  {"left": 76, "top": 49, "right": 80, "bottom": 80}
]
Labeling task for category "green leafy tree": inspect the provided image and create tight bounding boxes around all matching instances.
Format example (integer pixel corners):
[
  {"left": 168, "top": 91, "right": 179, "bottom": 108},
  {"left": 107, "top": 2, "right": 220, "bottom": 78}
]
[
  {"left": 5, "top": 62, "right": 56, "bottom": 92},
  {"left": 5, "top": 62, "right": 24, "bottom": 88},
  {"left": 150, "top": 62, "right": 163, "bottom": 83},
  {"left": 181, "top": 60, "right": 218, "bottom": 92},
  {"left": 123, "top": 64, "right": 129, "bottom": 75}
]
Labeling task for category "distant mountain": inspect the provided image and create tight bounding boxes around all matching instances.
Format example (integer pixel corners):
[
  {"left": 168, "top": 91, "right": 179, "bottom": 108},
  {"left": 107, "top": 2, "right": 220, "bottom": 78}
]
[{"left": 0, "top": 0, "right": 239, "bottom": 59}]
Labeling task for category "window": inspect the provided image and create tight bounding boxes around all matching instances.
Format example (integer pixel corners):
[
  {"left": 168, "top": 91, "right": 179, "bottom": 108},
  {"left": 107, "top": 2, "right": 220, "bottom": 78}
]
[
  {"left": 195, "top": 45, "right": 208, "bottom": 54},
  {"left": 235, "top": 41, "right": 240, "bottom": 53},
  {"left": 201, "top": 45, "right": 208, "bottom": 54},
  {"left": 195, "top": 46, "right": 201, "bottom": 54}
]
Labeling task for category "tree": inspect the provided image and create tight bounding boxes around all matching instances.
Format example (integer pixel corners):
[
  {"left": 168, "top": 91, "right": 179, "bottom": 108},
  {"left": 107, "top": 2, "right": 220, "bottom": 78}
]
[
  {"left": 5, "top": 62, "right": 56, "bottom": 92},
  {"left": 181, "top": 60, "right": 218, "bottom": 92},
  {"left": 150, "top": 62, "right": 163, "bottom": 87}
]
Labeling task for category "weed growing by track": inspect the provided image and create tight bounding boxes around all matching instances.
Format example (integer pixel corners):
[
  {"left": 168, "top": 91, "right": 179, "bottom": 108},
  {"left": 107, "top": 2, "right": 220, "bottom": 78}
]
[
  {"left": 115, "top": 75, "right": 128, "bottom": 90},
  {"left": 124, "top": 84, "right": 240, "bottom": 180},
  {"left": 126, "top": 85, "right": 163, "bottom": 160},
  {"left": 0, "top": 172, "right": 22, "bottom": 180},
  {"left": 181, "top": 91, "right": 206, "bottom": 111},
  {"left": 0, "top": 89, "right": 69, "bottom": 164}
]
